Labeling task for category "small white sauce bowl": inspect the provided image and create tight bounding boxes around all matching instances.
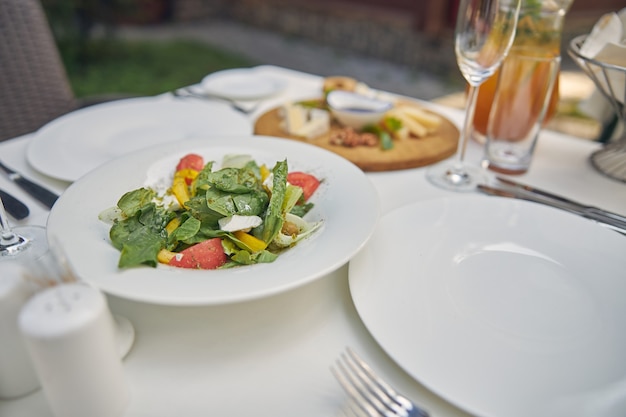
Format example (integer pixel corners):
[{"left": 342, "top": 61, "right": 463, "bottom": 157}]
[{"left": 326, "top": 90, "right": 393, "bottom": 129}]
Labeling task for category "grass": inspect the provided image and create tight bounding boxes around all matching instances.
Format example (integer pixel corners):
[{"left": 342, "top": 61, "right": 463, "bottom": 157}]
[{"left": 59, "top": 37, "right": 257, "bottom": 98}]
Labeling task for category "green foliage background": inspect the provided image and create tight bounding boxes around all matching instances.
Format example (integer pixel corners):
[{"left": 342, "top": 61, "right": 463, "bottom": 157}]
[{"left": 41, "top": 0, "right": 255, "bottom": 98}]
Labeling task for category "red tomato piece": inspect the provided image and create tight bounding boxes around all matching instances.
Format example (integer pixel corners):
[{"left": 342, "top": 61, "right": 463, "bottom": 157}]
[
  {"left": 176, "top": 153, "right": 204, "bottom": 172},
  {"left": 168, "top": 238, "right": 227, "bottom": 269},
  {"left": 287, "top": 172, "right": 320, "bottom": 201}
]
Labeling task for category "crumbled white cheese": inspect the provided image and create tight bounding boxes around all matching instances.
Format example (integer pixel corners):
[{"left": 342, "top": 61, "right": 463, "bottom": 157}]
[
  {"left": 144, "top": 162, "right": 180, "bottom": 210},
  {"left": 158, "top": 194, "right": 180, "bottom": 211},
  {"left": 218, "top": 215, "right": 263, "bottom": 232}
]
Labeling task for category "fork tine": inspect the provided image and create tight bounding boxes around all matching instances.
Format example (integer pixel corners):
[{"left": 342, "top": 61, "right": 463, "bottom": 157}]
[
  {"left": 345, "top": 397, "right": 375, "bottom": 417},
  {"left": 344, "top": 350, "right": 408, "bottom": 417},
  {"left": 332, "top": 361, "right": 380, "bottom": 417},
  {"left": 332, "top": 348, "right": 431, "bottom": 417},
  {"left": 346, "top": 348, "right": 414, "bottom": 412}
]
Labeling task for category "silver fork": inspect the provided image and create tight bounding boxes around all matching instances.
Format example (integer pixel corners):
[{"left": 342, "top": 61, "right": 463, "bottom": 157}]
[
  {"left": 331, "top": 348, "right": 430, "bottom": 417},
  {"left": 171, "top": 87, "right": 260, "bottom": 115}
]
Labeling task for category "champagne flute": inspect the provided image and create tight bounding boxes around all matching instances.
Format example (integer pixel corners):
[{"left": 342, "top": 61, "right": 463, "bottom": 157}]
[
  {"left": 427, "top": 0, "right": 521, "bottom": 191},
  {"left": 0, "top": 196, "right": 48, "bottom": 261}
]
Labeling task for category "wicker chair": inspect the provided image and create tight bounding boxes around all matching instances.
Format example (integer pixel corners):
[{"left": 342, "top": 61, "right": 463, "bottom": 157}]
[{"left": 0, "top": 0, "right": 78, "bottom": 142}]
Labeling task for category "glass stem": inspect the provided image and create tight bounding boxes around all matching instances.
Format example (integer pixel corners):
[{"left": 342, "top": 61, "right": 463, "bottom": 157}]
[
  {"left": 0, "top": 197, "right": 20, "bottom": 247},
  {"left": 454, "top": 83, "right": 479, "bottom": 170}
]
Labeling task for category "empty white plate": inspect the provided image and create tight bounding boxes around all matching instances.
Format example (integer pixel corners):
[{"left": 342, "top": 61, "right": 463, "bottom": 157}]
[
  {"left": 27, "top": 96, "right": 251, "bottom": 182},
  {"left": 349, "top": 195, "right": 626, "bottom": 417},
  {"left": 200, "top": 68, "right": 286, "bottom": 101}
]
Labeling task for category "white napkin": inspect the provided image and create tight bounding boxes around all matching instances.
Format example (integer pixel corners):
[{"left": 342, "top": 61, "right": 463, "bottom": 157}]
[
  {"left": 577, "top": 8, "right": 626, "bottom": 136},
  {"left": 579, "top": 8, "right": 626, "bottom": 94},
  {"left": 579, "top": 10, "right": 625, "bottom": 59}
]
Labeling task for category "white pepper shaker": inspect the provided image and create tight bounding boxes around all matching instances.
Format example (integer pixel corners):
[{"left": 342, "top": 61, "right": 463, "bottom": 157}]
[
  {"left": 18, "top": 283, "right": 130, "bottom": 417},
  {"left": 0, "top": 262, "right": 40, "bottom": 399}
]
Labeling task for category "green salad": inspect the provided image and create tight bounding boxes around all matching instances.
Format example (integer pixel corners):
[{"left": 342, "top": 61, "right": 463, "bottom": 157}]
[{"left": 99, "top": 153, "right": 323, "bottom": 270}]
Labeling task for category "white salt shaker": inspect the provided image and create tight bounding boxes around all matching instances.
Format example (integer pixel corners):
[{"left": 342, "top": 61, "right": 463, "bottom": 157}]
[
  {"left": 18, "top": 283, "right": 130, "bottom": 417},
  {"left": 0, "top": 262, "right": 40, "bottom": 399}
]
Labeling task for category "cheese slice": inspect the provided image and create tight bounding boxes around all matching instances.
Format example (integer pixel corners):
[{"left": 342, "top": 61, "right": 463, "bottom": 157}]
[
  {"left": 295, "top": 108, "right": 330, "bottom": 139},
  {"left": 281, "top": 103, "right": 307, "bottom": 133},
  {"left": 280, "top": 104, "right": 330, "bottom": 139},
  {"left": 395, "top": 105, "right": 442, "bottom": 131}
]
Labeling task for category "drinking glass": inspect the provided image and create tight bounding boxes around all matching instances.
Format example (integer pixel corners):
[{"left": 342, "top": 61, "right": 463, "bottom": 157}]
[
  {"left": 0, "top": 196, "right": 48, "bottom": 261},
  {"left": 427, "top": 0, "right": 521, "bottom": 191}
]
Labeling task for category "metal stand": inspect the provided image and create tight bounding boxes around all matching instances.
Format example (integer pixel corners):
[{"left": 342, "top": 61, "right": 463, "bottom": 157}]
[{"left": 568, "top": 35, "right": 626, "bottom": 183}]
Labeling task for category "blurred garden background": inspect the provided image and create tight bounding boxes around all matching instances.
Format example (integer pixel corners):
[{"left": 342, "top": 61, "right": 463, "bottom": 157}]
[
  {"left": 41, "top": 0, "right": 624, "bottom": 108},
  {"left": 41, "top": 0, "right": 257, "bottom": 98}
]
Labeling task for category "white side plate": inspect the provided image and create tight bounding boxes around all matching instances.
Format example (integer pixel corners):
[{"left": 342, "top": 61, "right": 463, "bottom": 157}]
[
  {"left": 27, "top": 96, "right": 252, "bottom": 182},
  {"left": 200, "top": 68, "right": 286, "bottom": 101}
]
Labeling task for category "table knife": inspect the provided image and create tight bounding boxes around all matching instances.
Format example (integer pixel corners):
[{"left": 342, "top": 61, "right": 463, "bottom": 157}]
[
  {"left": 496, "top": 176, "right": 626, "bottom": 225},
  {"left": 477, "top": 184, "right": 626, "bottom": 235},
  {"left": 0, "top": 188, "right": 29, "bottom": 220},
  {"left": 0, "top": 161, "right": 58, "bottom": 209}
]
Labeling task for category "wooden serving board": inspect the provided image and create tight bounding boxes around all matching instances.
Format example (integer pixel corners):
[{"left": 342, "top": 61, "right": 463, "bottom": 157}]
[{"left": 254, "top": 100, "right": 459, "bottom": 172}]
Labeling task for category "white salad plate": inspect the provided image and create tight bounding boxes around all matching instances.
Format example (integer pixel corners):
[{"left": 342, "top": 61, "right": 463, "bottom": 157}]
[
  {"left": 200, "top": 68, "right": 286, "bottom": 101},
  {"left": 349, "top": 195, "right": 626, "bottom": 417},
  {"left": 48, "top": 136, "right": 380, "bottom": 306},
  {"left": 27, "top": 96, "right": 252, "bottom": 182}
]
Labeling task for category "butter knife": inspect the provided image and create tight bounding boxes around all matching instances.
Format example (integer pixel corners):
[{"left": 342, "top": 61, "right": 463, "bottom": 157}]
[
  {"left": 0, "top": 161, "right": 58, "bottom": 209},
  {"left": 477, "top": 184, "right": 626, "bottom": 235},
  {"left": 0, "top": 188, "right": 29, "bottom": 220},
  {"left": 496, "top": 176, "right": 626, "bottom": 225}
]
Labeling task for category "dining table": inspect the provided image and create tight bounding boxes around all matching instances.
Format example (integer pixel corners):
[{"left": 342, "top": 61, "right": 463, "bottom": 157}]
[{"left": 1, "top": 64, "right": 625, "bottom": 417}]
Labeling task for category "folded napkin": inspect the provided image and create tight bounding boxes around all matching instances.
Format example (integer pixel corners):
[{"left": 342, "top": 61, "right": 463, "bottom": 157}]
[
  {"left": 579, "top": 9, "right": 626, "bottom": 62},
  {"left": 576, "top": 8, "right": 626, "bottom": 141},
  {"left": 578, "top": 8, "right": 626, "bottom": 100}
]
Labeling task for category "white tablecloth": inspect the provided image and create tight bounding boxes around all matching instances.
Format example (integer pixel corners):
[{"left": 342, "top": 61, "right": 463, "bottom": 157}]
[{"left": 1, "top": 65, "right": 624, "bottom": 417}]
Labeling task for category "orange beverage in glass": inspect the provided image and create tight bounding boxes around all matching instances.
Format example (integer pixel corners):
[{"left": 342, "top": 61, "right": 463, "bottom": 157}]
[{"left": 472, "top": 0, "right": 572, "bottom": 142}]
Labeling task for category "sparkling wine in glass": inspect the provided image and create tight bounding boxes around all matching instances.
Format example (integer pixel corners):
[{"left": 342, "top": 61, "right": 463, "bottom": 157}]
[
  {"left": 427, "top": 0, "right": 521, "bottom": 191},
  {"left": 0, "top": 196, "right": 48, "bottom": 261}
]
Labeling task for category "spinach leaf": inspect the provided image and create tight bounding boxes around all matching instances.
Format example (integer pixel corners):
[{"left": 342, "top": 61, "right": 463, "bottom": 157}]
[
  {"left": 169, "top": 216, "right": 201, "bottom": 243},
  {"left": 117, "top": 188, "right": 155, "bottom": 217},
  {"left": 192, "top": 161, "right": 215, "bottom": 192},
  {"left": 110, "top": 203, "right": 171, "bottom": 250},
  {"left": 110, "top": 200, "right": 173, "bottom": 268},
  {"left": 181, "top": 228, "right": 226, "bottom": 245},
  {"left": 233, "top": 189, "right": 268, "bottom": 216},
  {"left": 204, "top": 167, "right": 259, "bottom": 193},
  {"left": 230, "top": 249, "right": 278, "bottom": 265},
  {"left": 118, "top": 226, "right": 164, "bottom": 268},
  {"left": 185, "top": 194, "right": 223, "bottom": 227},
  {"left": 205, "top": 187, "right": 237, "bottom": 216},
  {"left": 289, "top": 202, "right": 314, "bottom": 218},
  {"left": 205, "top": 187, "right": 268, "bottom": 217}
]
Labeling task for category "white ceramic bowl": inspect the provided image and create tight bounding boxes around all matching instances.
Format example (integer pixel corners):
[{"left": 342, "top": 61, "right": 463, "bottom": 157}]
[{"left": 326, "top": 90, "right": 393, "bottom": 129}]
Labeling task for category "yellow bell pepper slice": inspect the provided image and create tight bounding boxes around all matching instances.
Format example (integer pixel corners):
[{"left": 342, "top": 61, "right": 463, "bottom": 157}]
[
  {"left": 178, "top": 168, "right": 199, "bottom": 185},
  {"left": 260, "top": 164, "right": 270, "bottom": 182},
  {"left": 172, "top": 169, "right": 196, "bottom": 206},
  {"left": 157, "top": 248, "right": 176, "bottom": 264},
  {"left": 233, "top": 230, "right": 267, "bottom": 253},
  {"left": 165, "top": 217, "right": 181, "bottom": 235}
]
